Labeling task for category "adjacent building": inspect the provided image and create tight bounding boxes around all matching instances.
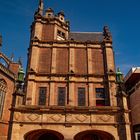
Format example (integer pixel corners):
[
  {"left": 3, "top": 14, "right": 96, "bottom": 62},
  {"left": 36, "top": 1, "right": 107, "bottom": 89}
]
[
  {"left": 0, "top": 51, "right": 20, "bottom": 140},
  {"left": 125, "top": 67, "right": 140, "bottom": 140}
]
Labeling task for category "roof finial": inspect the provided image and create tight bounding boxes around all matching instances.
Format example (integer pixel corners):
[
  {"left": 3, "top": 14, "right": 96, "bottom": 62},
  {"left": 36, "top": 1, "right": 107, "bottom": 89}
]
[
  {"left": 103, "top": 26, "right": 112, "bottom": 42},
  {"left": 35, "top": 0, "right": 44, "bottom": 17},
  {"left": 0, "top": 34, "right": 2, "bottom": 52},
  {"left": 18, "top": 57, "right": 22, "bottom": 67},
  {"left": 10, "top": 52, "right": 14, "bottom": 61},
  {"left": 38, "top": 0, "right": 44, "bottom": 15}
]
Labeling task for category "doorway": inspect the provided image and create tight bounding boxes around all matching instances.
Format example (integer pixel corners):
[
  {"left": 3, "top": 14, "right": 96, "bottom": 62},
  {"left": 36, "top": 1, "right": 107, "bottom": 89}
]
[
  {"left": 74, "top": 130, "right": 115, "bottom": 140},
  {"left": 24, "top": 129, "right": 64, "bottom": 140}
]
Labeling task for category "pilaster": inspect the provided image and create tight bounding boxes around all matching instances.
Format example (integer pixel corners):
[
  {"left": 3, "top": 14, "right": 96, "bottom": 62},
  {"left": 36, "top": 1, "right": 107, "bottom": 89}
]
[
  {"left": 51, "top": 48, "right": 57, "bottom": 73},
  {"left": 26, "top": 81, "right": 36, "bottom": 105},
  {"left": 89, "top": 83, "right": 95, "bottom": 106},
  {"left": 87, "top": 48, "right": 93, "bottom": 74},
  {"left": 49, "top": 82, "right": 55, "bottom": 105},
  {"left": 69, "top": 83, "right": 75, "bottom": 106},
  {"left": 69, "top": 48, "right": 75, "bottom": 72},
  {"left": 29, "top": 46, "right": 39, "bottom": 72},
  {"left": 34, "top": 22, "right": 43, "bottom": 40}
]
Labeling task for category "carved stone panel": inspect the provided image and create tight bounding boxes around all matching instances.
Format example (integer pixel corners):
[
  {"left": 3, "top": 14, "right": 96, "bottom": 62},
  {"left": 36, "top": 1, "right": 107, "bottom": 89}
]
[
  {"left": 22, "top": 113, "right": 41, "bottom": 122},
  {"left": 66, "top": 114, "right": 90, "bottom": 123},
  {"left": 14, "top": 112, "right": 21, "bottom": 121},
  {"left": 46, "top": 114, "right": 65, "bottom": 123},
  {"left": 91, "top": 114, "right": 114, "bottom": 123}
]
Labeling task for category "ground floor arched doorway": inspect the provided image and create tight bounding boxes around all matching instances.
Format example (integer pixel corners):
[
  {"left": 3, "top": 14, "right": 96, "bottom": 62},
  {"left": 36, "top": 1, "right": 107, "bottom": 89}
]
[
  {"left": 24, "top": 129, "right": 64, "bottom": 140},
  {"left": 74, "top": 130, "right": 115, "bottom": 140}
]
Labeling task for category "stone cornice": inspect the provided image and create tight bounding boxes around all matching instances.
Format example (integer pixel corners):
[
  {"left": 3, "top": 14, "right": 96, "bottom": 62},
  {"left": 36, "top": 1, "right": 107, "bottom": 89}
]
[
  {"left": 11, "top": 105, "right": 120, "bottom": 114},
  {"left": 27, "top": 72, "right": 104, "bottom": 77},
  {"left": 31, "top": 38, "right": 102, "bottom": 45}
]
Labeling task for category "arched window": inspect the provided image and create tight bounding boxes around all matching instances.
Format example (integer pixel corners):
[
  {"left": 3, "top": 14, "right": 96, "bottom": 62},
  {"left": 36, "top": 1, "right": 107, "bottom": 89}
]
[{"left": 0, "top": 79, "right": 7, "bottom": 118}]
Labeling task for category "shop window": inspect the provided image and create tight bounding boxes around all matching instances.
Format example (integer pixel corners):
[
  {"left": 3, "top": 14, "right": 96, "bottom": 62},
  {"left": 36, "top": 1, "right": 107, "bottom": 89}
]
[
  {"left": 38, "top": 87, "right": 47, "bottom": 105},
  {"left": 58, "top": 87, "right": 66, "bottom": 106},
  {"left": 78, "top": 87, "right": 86, "bottom": 106}
]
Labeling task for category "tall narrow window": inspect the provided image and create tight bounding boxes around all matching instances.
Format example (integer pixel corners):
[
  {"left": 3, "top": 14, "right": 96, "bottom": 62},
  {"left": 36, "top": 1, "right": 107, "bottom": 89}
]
[
  {"left": 96, "top": 88, "right": 105, "bottom": 106},
  {"left": 0, "top": 80, "right": 6, "bottom": 119},
  {"left": 58, "top": 87, "right": 66, "bottom": 106},
  {"left": 0, "top": 91, "right": 5, "bottom": 118},
  {"left": 38, "top": 87, "right": 47, "bottom": 105},
  {"left": 78, "top": 87, "right": 86, "bottom": 106}
]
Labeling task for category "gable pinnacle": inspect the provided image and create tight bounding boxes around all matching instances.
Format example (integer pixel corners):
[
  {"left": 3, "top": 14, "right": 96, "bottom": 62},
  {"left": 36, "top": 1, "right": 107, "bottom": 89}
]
[
  {"left": 0, "top": 34, "right": 2, "bottom": 47},
  {"left": 38, "top": 0, "right": 44, "bottom": 16}
]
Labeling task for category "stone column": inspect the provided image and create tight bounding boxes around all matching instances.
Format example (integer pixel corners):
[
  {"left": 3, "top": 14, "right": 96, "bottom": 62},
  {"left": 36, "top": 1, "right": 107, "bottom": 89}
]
[
  {"left": 26, "top": 81, "right": 36, "bottom": 105},
  {"left": 87, "top": 48, "right": 95, "bottom": 106},
  {"left": 104, "top": 43, "right": 116, "bottom": 106}
]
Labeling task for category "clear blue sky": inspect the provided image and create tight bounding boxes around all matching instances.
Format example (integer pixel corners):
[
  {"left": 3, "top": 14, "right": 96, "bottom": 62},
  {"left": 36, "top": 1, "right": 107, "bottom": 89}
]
[{"left": 0, "top": 0, "right": 140, "bottom": 75}]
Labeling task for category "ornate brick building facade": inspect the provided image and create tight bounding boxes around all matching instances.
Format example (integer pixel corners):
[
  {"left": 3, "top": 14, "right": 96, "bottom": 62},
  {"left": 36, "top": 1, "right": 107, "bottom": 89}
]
[
  {"left": 0, "top": 0, "right": 132, "bottom": 140},
  {"left": 125, "top": 67, "right": 140, "bottom": 140},
  {"left": 0, "top": 51, "right": 20, "bottom": 140}
]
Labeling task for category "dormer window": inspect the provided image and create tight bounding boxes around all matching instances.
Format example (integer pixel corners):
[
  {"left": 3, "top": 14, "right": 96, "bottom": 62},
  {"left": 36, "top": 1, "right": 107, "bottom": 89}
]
[
  {"left": 57, "top": 30, "right": 61, "bottom": 36},
  {"left": 62, "top": 32, "right": 65, "bottom": 38},
  {"left": 48, "top": 14, "right": 51, "bottom": 17},
  {"left": 57, "top": 30, "right": 65, "bottom": 40}
]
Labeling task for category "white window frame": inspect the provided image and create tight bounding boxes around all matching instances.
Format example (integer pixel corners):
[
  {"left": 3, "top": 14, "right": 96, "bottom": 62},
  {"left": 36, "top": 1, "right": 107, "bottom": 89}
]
[{"left": 135, "top": 132, "right": 140, "bottom": 140}]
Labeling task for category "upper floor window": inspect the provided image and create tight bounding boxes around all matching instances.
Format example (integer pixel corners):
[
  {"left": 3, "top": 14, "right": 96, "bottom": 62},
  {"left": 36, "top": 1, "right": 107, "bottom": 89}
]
[
  {"left": 0, "top": 91, "right": 5, "bottom": 118},
  {"left": 58, "top": 87, "right": 66, "bottom": 106},
  {"left": 96, "top": 88, "right": 105, "bottom": 106},
  {"left": 0, "top": 57, "right": 8, "bottom": 68},
  {"left": 78, "top": 87, "right": 86, "bottom": 106},
  {"left": 0, "top": 79, "right": 7, "bottom": 119},
  {"left": 38, "top": 87, "right": 47, "bottom": 106},
  {"left": 57, "top": 30, "right": 65, "bottom": 39}
]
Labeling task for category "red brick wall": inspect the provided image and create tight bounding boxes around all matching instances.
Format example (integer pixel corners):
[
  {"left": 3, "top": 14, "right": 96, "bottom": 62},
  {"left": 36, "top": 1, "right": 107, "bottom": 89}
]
[
  {"left": 56, "top": 48, "right": 68, "bottom": 74},
  {"left": 75, "top": 48, "right": 87, "bottom": 74},
  {"left": 92, "top": 49, "right": 104, "bottom": 74},
  {"left": 0, "top": 74, "right": 15, "bottom": 139},
  {"left": 38, "top": 48, "right": 52, "bottom": 73},
  {"left": 9, "top": 63, "right": 19, "bottom": 76},
  {"left": 42, "top": 24, "right": 55, "bottom": 41}
]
